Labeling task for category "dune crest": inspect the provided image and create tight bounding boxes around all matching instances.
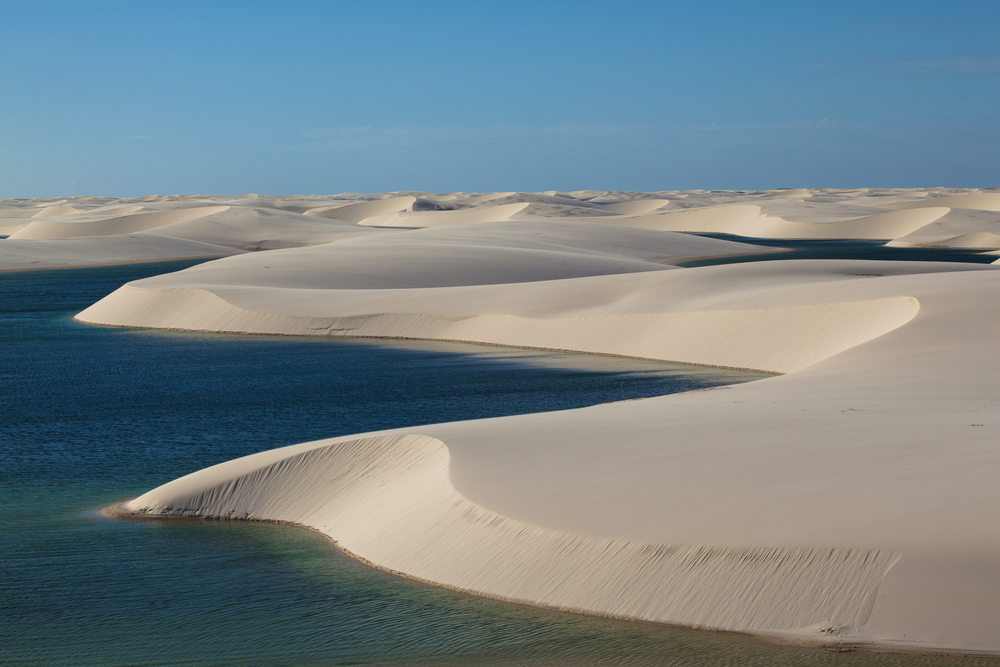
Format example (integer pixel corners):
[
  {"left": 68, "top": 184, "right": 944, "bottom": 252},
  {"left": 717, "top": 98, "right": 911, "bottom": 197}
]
[
  {"left": 9, "top": 206, "right": 230, "bottom": 240},
  {"left": 358, "top": 202, "right": 531, "bottom": 227},
  {"left": 301, "top": 196, "right": 416, "bottom": 222},
  {"left": 5, "top": 188, "right": 996, "bottom": 270},
  {"left": 588, "top": 204, "right": 762, "bottom": 234},
  {"left": 588, "top": 205, "right": 949, "bottom": 241},
  {"left": 77, "top": 284, "right": 918, "bottom": 374},
  {"left": 878, "top": 192, "right": 1000, "bottom": 212}
]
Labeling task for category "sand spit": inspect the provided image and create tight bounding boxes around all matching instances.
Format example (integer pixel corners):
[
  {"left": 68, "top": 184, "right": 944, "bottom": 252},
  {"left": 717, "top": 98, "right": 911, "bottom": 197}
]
[{"left": 16, "top": 188, "right": 999, "bottom": 655}]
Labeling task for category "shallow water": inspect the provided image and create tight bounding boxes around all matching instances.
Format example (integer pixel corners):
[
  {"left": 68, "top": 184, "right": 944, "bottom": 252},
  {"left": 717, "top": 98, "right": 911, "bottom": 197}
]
[
  {"left": 675, "top": 236, "right": 996, "bottom": 267},
  {"left": 0, "top": 261, "right": 992, "bottom": 666}
]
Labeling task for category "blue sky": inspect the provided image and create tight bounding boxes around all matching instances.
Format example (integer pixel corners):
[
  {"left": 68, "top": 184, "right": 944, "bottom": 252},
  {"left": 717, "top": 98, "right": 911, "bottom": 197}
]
[{"left": 1, "top": 0, "right": 997, "bottom": 197}]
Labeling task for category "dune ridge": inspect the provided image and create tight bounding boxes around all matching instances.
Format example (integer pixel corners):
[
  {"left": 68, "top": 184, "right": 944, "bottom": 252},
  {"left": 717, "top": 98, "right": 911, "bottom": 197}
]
[
  {"left": 0, "top": 235, "right": 243, "bottom": 271},
  {"left": 82, "top": 251, "right": 999, "bottom": 654},
  {"left": 877, "top": 192, "right": 1000, "bottom": 212},
  {"left": 301, "top": 195, "right": 416, "bottom": 222},
  {"left": 78, "top": 284, "right": 918, "bottom": 374},
  {"left": 584, "top": 205, "right": 951, "bottom": 240},
  {"left": 9, "top": 206, "right": 231, "bottom": 240},
  {"left": 358, "top": 202, "right": 531, "bottom": 227},
  {"left": 5, "top": 188, "right": 998, "bottom": 271}
]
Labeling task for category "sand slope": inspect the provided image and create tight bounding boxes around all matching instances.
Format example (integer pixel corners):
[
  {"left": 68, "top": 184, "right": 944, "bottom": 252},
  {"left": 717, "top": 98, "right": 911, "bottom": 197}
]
[
  {"left": 584, "top": 205, "right": 951, "bottom": 240},
  {"left": 880, "top": 192, "right": 1000, "bottom": 212},
  {"left": 125, "top": 433, "right": 898, "bottom": 633},
  {"left": 887, "top": 208, "right": 1000, "bottom": 249},
  {"left": 0, "top": 234, "right": 243, "bottom": 271},
  {"left": 302, "top": 195, "right": 416, "bottom": 222},
  {"left": 103, "top": 220, "right": 764, "bottom": 290},
  {"left": 9, "top": 206, "right": 232, "bottom": 239},
  {"left": 358, "top": 202, "right": 531, "bottom": 227},
  {"left": 0, "top": 199, "right": 388, "bottom": 270}
]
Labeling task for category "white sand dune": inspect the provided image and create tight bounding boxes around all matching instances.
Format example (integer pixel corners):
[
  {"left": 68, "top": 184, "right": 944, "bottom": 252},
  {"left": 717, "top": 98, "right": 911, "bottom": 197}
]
[
  {"left": 747, "top": 207, "right": 951, "bottom": 240},
  {"left": 141, "top": 205, "right": 384, "bottom": 250},
  {"left": 1, "top": 204, "right": 129, "bottom": 235},
  {"left": 302, "top": 195, "right": 416, "bottom": 222},
  {"left": 6, "top": 189, "right": 998, "bottom": 653},
  {"left": 76, "top": 191, "right": 1000, "bottom": 655},
  {"left": 85, "top": 221, "right": 763, "bottom": 290},
  {"left": 581, "top": 204, "right": 764, "bottom": 234},
  {"left": 9, "top": 206, "right": 232, "bottom": 240},
  {"left": 457, "top": 192, "right": 516, "bottom": 205},
  {"left": 765, "top": 188, "right": 812, "bottom": 199},
  {"left": 0, "top": 200, "right": 388, "bottom": 270},
  {"left": 0, "top": 222, "right": 31, "bottom": 236},
  {"left": 88, "top": 261, "right": 999, "bottom": 653},
  {"left": 31, "top": 204, "right": 84, "bottom": 218},
  {"left": 0, "top": 208, "right": 49, "bottom": 234},
  {"left": 877, "top": 192, "right": 1000, "bottom": 212},
  {"left": 584, "top": 205, "right": 950, "bottom": 241},
  {"left": 474, "top": 192, "right": 611, "bottom": 219},
  {"left": 886, "top": 208, "right": 1000, "bottom": 249},
  {"left": 892, "top": 232, "right": 1000, "bottom": 250},
  {"left": 64, "top": 204, "right": 146, "bottom": 218},
  {"left": 358, "top": 202, "right": 531, "bottom": 228},
  {"left": 123, "top": 433, "right": 899, "bottom": 634},
  {"left": 0, "top": 234, "right": 243, "bottom": 270},
  {"left": 5, "top": 187, "right": 995, "bottom": 268},
  {"left": 592, "top": 199, "right": 671, "bottom": 215}
]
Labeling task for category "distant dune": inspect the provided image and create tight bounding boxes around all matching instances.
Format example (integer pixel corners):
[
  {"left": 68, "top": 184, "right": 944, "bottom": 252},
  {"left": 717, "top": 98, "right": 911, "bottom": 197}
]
[{"left": 6, "top": 188, "right": 997, "bottom": 655}]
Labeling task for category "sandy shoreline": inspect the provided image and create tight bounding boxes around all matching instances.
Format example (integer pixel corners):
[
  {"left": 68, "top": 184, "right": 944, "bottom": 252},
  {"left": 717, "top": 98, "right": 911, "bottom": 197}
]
[
  {"left": 80, "top": 322, "right": 785, "bottom": 376},
  {"left": 9, "top": 189, "right": 998, "bottom": 657},
  {"left": 97, "top": 500, "right": 997, "bottom": 660},
  {"left": 0, "top": 254, "right": 232, "bottom": 273}
]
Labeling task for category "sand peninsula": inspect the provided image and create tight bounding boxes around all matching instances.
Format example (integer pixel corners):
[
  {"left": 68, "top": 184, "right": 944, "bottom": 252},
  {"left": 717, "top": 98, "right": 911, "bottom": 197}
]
[{"left": 4, "top": 188, "right": 997, "bottom": 656}]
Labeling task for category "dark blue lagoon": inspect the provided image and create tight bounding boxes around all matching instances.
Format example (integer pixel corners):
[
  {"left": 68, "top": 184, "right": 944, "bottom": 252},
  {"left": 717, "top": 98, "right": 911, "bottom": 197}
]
[{"left": 0, "top": 262, "right": 990, "bottom": 666}]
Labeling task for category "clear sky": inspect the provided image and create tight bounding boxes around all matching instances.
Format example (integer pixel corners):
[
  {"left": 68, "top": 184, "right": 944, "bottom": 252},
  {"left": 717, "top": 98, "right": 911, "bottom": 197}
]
[{"left": 1, "top": 0, "right": 997, "bottom": 197}]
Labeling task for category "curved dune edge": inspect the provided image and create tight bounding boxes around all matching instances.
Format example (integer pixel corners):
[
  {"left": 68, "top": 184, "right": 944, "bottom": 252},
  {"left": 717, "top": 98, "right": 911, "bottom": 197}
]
[
  {"left": 880, "top": 192, "right": 1000, "bottom": 212},
  {"left": 9, "top": 205, "right": 230, "bottom": 240},
  {"left": 358, "top": 202, "right": 531, "bottom": 227},
  {"left": 76, "top": 284, "right": 919, "bottom": 374},
  {"left": 75, "top": 257, "right": 998, "bottom": 655},
  {"left": 889, "top": 231, "right": 1000, "bottom": 250},
  {"left": 108, "top": 433, "right": 900, "bottom": 642},
  {"left": 589, "top": 205, "right": 949, "bottom": 241},
  {"left": 302, "top": 196, "right": 416, "bottom": 222}
]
